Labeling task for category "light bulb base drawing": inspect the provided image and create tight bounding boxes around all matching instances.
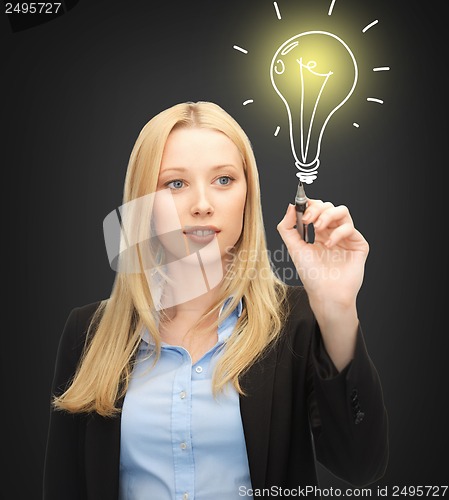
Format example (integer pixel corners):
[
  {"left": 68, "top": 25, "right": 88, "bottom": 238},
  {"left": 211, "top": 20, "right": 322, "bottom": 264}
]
[
  {"left": 296, "top": 171, "right": 318, "bottom": 184},
  {"left": 295, "top": 158, "right": 319, "bottom": 184}
]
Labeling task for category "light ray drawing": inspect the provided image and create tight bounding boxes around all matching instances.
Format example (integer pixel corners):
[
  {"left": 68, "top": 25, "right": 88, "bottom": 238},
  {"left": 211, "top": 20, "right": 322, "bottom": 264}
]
[{"left": 270, "top": 31, "right": 358, "bottom": 184}]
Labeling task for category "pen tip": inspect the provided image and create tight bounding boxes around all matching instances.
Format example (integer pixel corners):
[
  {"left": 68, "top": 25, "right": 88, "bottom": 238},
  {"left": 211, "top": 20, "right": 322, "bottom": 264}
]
[{"left": 295, "top": 180, "right": 307, "bottom": 203}]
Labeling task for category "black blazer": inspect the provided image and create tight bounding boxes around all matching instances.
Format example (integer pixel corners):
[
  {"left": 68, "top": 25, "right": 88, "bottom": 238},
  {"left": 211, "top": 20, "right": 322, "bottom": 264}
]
[{"left": 43, "top": 286, "right": 388, "bottom": 499}]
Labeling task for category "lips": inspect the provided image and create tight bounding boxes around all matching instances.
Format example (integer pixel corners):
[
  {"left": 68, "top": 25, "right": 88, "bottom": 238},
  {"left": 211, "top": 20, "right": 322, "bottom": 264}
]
[
  {"left": 183, "top": 226, "right": 220, "bottom": 245},
  {"left": 186, "top": 229, "right": 215, "bottom": 237}
]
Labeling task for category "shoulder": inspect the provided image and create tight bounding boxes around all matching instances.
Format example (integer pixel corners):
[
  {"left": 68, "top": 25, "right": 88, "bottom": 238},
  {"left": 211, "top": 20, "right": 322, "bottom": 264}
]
[
  {"left": 56, "top": 300, "right": 104, "bottom": 367},
  {"left": 273, "top": 284, "right": 318, "bottom": 358},
  {"left": 240, "top": 285, "right": 316, "bottom": 388},
  {"left": 284, "top": 285, "right": 316, "bottom": 330},
  {"left": 51, "top": 300, "right": 105, "bottom": 395},
  {"left": 62, "top": 300, "right": 105, "bottom": 345},
  {"left": 71, "top": 300, "right": 104, "bottom": 327}
]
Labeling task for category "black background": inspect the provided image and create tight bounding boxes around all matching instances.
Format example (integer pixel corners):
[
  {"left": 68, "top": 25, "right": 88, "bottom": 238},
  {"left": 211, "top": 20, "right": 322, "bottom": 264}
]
[{"left": 1, "top": 0, "right": 447, "bottom": 498}]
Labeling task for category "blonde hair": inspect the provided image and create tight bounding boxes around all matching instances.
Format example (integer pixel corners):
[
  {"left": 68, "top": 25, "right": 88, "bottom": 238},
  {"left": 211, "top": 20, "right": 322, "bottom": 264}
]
[{"left": 54, "top": 101, "right": 289, "bottom": 416}]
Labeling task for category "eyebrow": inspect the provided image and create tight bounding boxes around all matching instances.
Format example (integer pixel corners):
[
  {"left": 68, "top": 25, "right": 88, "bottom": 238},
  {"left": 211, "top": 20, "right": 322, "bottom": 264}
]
[{"left": 159, "top": 164, "right": 240, "bottom": 175}]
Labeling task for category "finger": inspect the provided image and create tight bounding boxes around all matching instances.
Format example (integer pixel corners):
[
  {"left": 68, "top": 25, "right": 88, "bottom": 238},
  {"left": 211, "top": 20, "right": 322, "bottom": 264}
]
[
  {"left": 324, "top": 222, "right": 362, "bottom": 248},
  {"left": 277, "top": 204, "right": 309, "bottom": 246},
  {"left": 314, "top": 205, "right": 353, "bottom": 231},
  {"left": 302, "top": 201, "right": 334, "bottom": 225}
]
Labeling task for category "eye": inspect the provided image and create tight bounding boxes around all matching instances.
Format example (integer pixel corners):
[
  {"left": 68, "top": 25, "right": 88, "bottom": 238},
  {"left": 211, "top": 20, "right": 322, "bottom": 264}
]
[
  {"left": 165, "top": 179, "right": 185, "bottom": 190},
  {"left": 216, "top": 175, "right": 234, "bottom": 186}
]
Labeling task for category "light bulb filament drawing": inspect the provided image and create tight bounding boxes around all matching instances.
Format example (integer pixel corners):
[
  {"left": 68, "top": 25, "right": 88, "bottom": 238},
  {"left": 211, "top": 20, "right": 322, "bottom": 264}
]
[
  {"left": 270, "top": 31, "right": 358, "bottom": 184},
  {"left": 297, "top": 58, "right": 333, "bottom": 170}
]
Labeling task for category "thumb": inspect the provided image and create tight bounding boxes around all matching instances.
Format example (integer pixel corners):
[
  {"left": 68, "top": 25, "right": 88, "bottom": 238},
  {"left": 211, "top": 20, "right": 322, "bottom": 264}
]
[{"left": 277, "top": 203, "right": 305, "bottom": 245}]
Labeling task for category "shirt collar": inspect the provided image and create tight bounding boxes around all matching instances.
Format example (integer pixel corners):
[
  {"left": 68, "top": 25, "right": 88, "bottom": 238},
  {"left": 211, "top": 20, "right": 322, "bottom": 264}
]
[{"left": 218, "top": 296, "right": 243, "bottom": 320}]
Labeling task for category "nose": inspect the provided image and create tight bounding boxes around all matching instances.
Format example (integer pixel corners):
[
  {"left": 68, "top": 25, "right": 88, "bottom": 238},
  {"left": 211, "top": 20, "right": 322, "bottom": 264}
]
[{"left": 190, "top": 185, "right": 214, "bottom": 217}]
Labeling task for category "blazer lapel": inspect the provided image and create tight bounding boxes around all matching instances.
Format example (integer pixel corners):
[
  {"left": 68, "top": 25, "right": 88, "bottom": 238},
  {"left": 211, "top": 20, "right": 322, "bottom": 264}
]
[{"left": 239, "top": 349, "right": 278, "bottom": 490}]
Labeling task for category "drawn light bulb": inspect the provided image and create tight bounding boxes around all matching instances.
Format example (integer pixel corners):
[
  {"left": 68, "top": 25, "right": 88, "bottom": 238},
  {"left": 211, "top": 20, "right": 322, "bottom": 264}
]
[{"left": 270, "top": 31, "right": 358, "bottom": 184}]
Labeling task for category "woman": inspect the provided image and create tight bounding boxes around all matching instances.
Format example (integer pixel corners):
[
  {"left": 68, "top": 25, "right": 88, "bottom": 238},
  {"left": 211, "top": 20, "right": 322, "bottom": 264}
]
[{"left": 43, "top": 101, "right": 388, "bottom": 499}]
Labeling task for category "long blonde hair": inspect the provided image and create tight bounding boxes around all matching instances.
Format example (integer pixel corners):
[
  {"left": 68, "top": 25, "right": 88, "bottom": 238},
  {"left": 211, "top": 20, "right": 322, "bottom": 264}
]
[{"left": 54, "top": 101, "right": 289, "bottom": 416}]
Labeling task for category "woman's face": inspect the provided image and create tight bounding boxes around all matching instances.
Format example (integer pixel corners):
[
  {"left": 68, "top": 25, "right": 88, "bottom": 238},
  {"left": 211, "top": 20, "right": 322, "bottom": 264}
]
[{"left": 153, "top": 127, "right": 247, "bottom": 267}]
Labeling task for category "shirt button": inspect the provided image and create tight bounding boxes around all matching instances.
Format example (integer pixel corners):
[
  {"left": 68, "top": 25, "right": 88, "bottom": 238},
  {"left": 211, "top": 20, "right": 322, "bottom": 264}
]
[
  {"left": 182, "top": 494, "right": 189, "bottom": 500},
  {"left": 180, "top": 391, "right": 186, "bottom": 399},
  {"left": 180, "top": 442, "right": 187, "bottom": 450},
  {"left": 195, "top": 366, "right": 203, "bottom": 373}
]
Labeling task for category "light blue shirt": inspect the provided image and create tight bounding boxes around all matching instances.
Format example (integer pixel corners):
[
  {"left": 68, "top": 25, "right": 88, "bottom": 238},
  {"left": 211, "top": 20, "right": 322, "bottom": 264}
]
[{"left": 119, "top": 298, "right": 253, "bottom": 500}]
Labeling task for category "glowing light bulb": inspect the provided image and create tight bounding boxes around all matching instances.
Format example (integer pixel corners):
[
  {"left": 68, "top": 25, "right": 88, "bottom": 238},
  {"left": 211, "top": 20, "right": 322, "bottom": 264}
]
[{"left": 270, "top": 31, "right": 358, "bottom": 184}]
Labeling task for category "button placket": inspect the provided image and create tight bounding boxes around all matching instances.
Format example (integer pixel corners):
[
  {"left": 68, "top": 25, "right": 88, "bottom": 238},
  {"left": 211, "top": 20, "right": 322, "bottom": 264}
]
[{"left": 171, "top": 347, "right": 194, "bottom": 498}]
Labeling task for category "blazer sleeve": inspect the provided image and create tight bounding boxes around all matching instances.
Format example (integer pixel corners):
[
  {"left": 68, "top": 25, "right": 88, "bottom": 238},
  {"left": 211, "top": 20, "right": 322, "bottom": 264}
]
[
  {"left": 307, "top": 320, "right": 389, "bottom": 486},
  {"left": 43, "top": 306, "right": 93, "bottom": 500}
]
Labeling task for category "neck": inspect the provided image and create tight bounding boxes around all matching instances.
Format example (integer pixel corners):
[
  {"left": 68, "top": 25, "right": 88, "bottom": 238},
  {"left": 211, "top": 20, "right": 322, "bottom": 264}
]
[
  {"left": 157, "top": 252, "right": 227, "bottom": 318},
  {"left": 163, "top": 285, "right": 222, "bottom": 322}
]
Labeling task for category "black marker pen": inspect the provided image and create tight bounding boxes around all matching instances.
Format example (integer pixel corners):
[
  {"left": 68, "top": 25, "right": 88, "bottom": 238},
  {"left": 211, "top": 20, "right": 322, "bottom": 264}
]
[{"left": 295, "top": 180, "right": 309, "bottom": 242}]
